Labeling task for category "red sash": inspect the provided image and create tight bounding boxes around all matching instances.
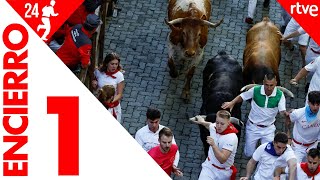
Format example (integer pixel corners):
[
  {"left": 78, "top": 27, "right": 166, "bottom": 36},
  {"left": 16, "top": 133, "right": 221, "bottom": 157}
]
[
  {"left": 301, "top": 162, "right": 320, "bottom": 179},
  {"left": 104, "top": 101, "right": 120, "bottom": 119}
]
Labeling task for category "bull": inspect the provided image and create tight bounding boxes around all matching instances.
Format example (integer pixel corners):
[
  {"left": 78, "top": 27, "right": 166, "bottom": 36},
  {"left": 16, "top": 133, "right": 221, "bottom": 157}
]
[
  {"left": 243, "top": 17, "right": 281, "bottom": 85},
  {"left": 192, "top": 51, "right": 243, "bottom": 156},
  {"left": 242, "top": 17, "right": 294, "bottom": 97},
  {"left": 165, "top": 0, "right": 223, "bottom": 102}
]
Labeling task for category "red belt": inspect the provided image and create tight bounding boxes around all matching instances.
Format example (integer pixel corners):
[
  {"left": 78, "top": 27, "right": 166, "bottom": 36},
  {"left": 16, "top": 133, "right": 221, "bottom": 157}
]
[
  {"left": 293, "top": 138, "right": 316, "bottom": 146},
  {"left": 249, "top": 120, "right": 274, "bottom": 128},
  {"left": 207, "top": 157, "right": 237, "bottom": 180},
  {"left": 311, "top": 48, "right": 320, "bottom": 54},
  {"left": 208, "top": 157, "right": 226, "bottom": 169}
]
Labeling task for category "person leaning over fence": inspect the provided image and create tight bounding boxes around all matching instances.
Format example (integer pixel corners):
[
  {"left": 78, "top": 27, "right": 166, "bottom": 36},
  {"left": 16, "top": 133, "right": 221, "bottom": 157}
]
[
  {"left": 240, "top": 132, "right": 297, "bottom": 180},
  {"left": 274, "top": 148, "right": 320, "bottom": 180},
  {"left": 92, "top": 52, "right": 124, "bottom": 123},
  {"left": 67, "top": 0, "right": 102, "bottom": 26},
  {"left": 56, "top": 14, "right": 102, "bottom": 71},
  {"left": 148, "top": 127, "right": 183, "bottom": 177},
  {"left": 191, "top": 110, "right": 238, "bottom": 180},
  {"left": 285, "top": 91, "right": 320, "bottom": 163}
]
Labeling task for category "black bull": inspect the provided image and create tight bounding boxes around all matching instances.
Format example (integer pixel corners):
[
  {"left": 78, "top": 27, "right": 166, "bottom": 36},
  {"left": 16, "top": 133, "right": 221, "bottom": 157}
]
[{"left": 199, "top": 51, "right": 243, "bottom": 156}]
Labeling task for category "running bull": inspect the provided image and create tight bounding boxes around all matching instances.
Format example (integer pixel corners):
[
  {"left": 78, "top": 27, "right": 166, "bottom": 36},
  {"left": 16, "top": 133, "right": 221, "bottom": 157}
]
[
  {"left": 193, "top": 51, "right": 244, "bottom": 156},
  {"left": 243, "top": 17, "right": 282, "bottom": 85},
  {"left": 165, "top": 0, "right": 223, "bottom": 102}
]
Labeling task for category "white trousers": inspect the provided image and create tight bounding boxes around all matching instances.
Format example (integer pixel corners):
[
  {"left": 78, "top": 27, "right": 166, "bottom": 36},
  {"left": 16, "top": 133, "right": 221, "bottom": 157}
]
[
  {"left": 198, "top": 160, "right": 232, "bottom": 180},
  {"left": 244, "top": 120, "right": 276, "bottom": 157},
  {"left": 248, "top": 0, "right": 258, "bottom": 18}
]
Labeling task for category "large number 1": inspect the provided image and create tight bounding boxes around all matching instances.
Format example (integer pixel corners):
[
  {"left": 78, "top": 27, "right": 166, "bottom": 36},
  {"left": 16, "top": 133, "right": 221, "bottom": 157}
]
[{"left": 47, "top": 97, "right": 79, "bottom": 175}]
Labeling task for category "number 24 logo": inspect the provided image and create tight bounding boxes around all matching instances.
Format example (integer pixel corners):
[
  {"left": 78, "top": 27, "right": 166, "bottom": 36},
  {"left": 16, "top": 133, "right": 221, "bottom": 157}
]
[{"left": 24, "top": 3, "right": 39, "bottom": 18}]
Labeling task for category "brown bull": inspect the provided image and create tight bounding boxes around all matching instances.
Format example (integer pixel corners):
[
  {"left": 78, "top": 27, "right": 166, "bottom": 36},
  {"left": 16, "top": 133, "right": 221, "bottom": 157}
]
[
  {"left": 243, "top": 17, "right": 281, "bottom": 85},
  {"left": 166, "top": 0, "right": 223, "bottom": 102}
]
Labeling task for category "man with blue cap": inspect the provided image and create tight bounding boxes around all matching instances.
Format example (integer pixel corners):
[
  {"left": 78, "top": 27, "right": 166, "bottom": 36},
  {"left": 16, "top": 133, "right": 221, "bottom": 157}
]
[
  {"left": 56, "top": 14, "right": 102, "bottom": 71},
  {"left": 286, "top": 91, "right": 320, "bottom": 162}
]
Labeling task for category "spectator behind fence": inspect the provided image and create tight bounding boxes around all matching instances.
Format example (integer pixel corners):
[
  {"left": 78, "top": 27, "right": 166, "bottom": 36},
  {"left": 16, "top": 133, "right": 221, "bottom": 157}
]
[
  {"left": 56, "top": 14, "right": 102, "bottom": 71},
  {"left": 67, "top": 0, "right": 102, "bottom": 26},
  {"left": 92, "top": 52, "right": 124, "bottom": 123},
  {"left": 148, "top": 127, "right": 183, "bottom": 177}
]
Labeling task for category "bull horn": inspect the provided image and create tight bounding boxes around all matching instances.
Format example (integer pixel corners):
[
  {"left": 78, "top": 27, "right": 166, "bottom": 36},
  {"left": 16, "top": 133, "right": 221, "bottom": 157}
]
[
  {"left": 277, "top": 86, "right": 294, "bottom": 98},
  {"left": 189, "top": 115, "right": 206, "bottom": 121},
  {"left": 166, "top": 18, "right": 184, "bottom": 25},
  {"left": 230, "top": 117, "right": 243, "bottom": 126},
  {"left": 202, "top": 18, "right": 224, "bottom": 28},
  {"left": 240, "top": 84, "right": 257, "bottom": 92}
]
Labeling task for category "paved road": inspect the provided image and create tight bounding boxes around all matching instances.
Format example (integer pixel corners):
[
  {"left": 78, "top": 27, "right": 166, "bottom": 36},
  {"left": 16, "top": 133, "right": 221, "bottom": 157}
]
[{"left": 103, "top": 0, "right": 306, "bottom": 179}]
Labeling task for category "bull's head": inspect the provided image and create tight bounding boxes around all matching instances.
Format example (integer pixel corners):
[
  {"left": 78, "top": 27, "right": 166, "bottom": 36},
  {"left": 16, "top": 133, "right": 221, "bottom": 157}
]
[{"left": 165, "top": 17, "right": 223, "bottom": 57}]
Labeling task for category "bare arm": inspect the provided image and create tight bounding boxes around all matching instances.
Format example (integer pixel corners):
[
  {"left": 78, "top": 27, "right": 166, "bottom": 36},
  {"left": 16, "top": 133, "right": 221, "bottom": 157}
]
[
  {"left": 281, "top": 30, "right": 301, "bottom": 41},
  {"left": 287, "top": 158, "right": 297, "bottom": 180},
  {"left": 274, "top": 167, "right": 286, "bottom": 179},
  {"left": 240, "top": 158, "right": 257, "bottom": 180},
  {"left": 290, "top": 67, "right": 309, "bottom": 85},
  {"left": 221, "top": 95, "right": 243, "bottom": 112},
  {"left": 113, "top": 81, "right": 124, "bottom": 102},
  {"left": 207, "top": 136, "right": 232, "bottom": 164}
]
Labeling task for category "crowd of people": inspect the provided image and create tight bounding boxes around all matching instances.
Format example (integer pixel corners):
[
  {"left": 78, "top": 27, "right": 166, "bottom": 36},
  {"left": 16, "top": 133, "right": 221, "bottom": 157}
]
[{"left": 47, "top": 0, "right": 320, "bottom": 179}]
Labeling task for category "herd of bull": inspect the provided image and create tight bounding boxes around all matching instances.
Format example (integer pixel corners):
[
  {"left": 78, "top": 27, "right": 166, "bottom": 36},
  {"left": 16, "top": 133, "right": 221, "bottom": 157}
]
[{"left": 165, "top": 0, "right": 296, "bottom": 154}]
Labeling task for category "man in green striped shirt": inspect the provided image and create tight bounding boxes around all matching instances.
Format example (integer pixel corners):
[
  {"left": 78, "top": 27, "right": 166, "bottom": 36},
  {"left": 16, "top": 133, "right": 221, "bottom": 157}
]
[{"left": 222, "top": 73, "right": 287, "bottom": 157}]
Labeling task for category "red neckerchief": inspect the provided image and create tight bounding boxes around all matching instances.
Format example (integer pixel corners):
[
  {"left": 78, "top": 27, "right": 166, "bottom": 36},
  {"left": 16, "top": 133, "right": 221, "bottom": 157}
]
[
  {"left": 301, "top": 162, "right": 320, "bottom": 179},
  {"left": 105, "top": 70, "right": 119, "bottom": 79},
  {"left": 216, "top": 123, "right": 238, "bottom": 135}
]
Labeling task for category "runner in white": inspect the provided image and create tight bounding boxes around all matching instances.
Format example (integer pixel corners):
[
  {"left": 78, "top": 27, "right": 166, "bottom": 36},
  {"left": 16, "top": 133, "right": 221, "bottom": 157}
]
[
  {"left": 285, "top": 91, "right": 320, "bottom": 162},
  {"left": 191, "top": 110, "right": 238, "bottom": 180},
  {"left": 274, "top": 148, "right": 320, "bottom": 180},
  {"left": 135, "top": 107, "right": 180, "bottom": 167},
  {"left": 240, "top": 132, "right": 297, "bottom": 180}
]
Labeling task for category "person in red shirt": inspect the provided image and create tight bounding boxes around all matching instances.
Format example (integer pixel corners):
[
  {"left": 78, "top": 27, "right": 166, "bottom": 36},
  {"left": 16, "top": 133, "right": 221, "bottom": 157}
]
[
  {"left": 67, "top": 0, "right": 102, "bottom": 26},
  {"left": 148, "top": 127, "right": 183, "bottom": 177},
  {"left": 56, "top": 14, "right": 101, "bottom": 71}
]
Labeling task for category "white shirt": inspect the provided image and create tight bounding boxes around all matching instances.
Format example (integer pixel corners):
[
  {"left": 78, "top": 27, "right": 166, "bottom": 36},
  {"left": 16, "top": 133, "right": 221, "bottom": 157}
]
[
  {"left": 290, "top": 107, "right": 320, "bottom": 143},
  {"left": 207, "top": 123, "right": 238, "bottom": 168},
  {"left": 298, "top": 27, "right": 320, "bottom": 53},
  {"left": 240, "top": 86, "right": 286, "bottom": 126},
  {"left": 305, "top": 57, "right": 320, "bottom": 92},
  {"left": 94, "top": 69, "right": 124, "bottom": 96},
  {"left": 253, "top": 142, "right": 296, "bottom": 180},
  {"left": 135, "top": 124, "right": 179, "bottom": 166}
]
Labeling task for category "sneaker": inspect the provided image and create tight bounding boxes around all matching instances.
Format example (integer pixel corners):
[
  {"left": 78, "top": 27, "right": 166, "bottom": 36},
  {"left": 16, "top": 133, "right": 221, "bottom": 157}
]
[
  {"left": 285, "top": 46, "right": 295, "bottom": 61},
  {"left": 245, "top": 17, "right": 253, "bottom": 24},
  {"left": 263, "top": 0, "right": 270, "bottom": 8}
]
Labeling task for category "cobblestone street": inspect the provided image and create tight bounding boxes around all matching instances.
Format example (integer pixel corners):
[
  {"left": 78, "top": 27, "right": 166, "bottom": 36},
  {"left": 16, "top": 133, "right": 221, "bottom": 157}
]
[{"left": 104, "top": 0, "right": 307, "bottom": 179}]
